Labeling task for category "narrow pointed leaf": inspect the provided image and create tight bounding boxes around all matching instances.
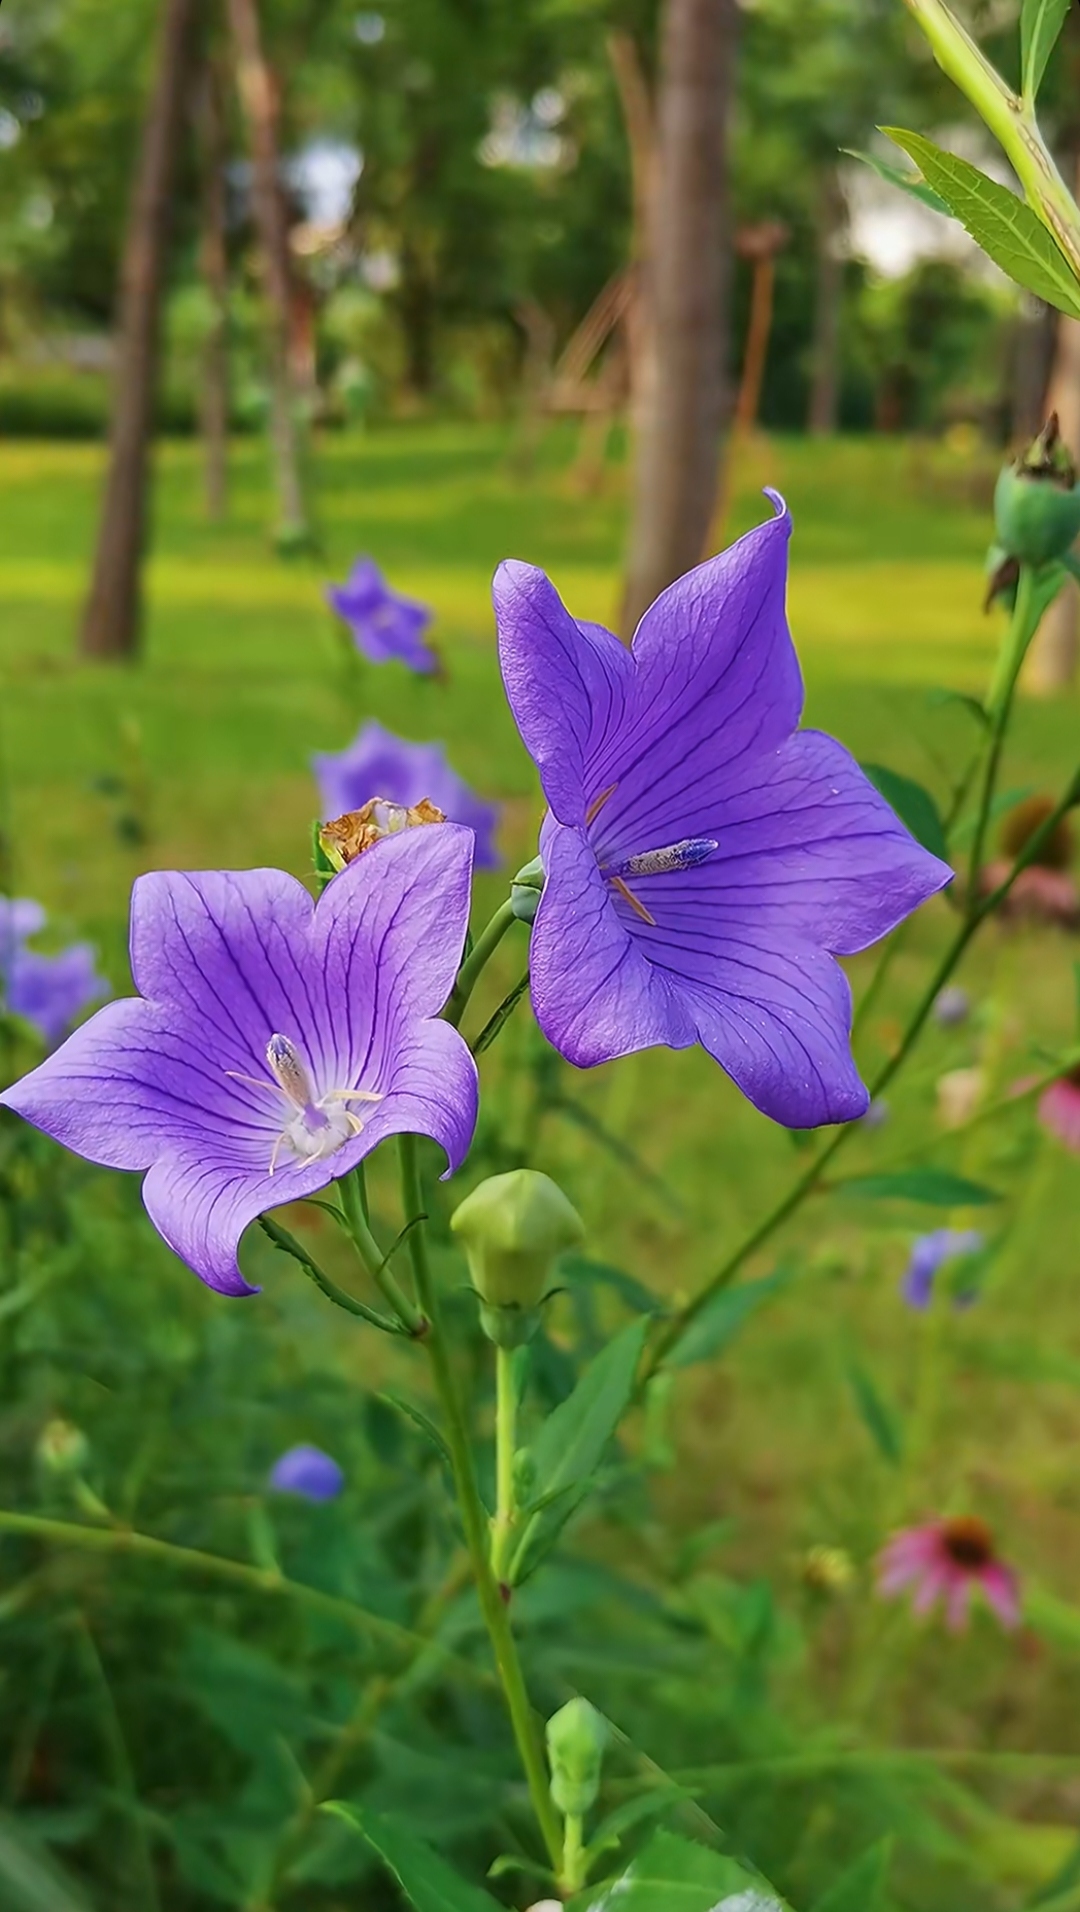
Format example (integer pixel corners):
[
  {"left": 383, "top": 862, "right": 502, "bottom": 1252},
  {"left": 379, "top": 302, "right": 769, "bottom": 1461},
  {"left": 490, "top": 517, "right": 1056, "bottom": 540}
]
[
  {"left": 843, "top": 146, "right": 951, "bottom": 216},
  {"left": 0, "top": 1818, "right": 93, "bottom": 1912},
  {"left": 843, "top": 1168, "right": 999, "bottom": 1206},
  {"left": 812, "top": 1839, "right": 892, "bottom": 1911},
  {"left": 1021, "top": 0, "right": 1071, "bottom": 100},
  {"left": 509, "top": 1317, "right": 649, "bottom": 1584},
  {"left": 376, "top": 1390, "right": 452, "bottom": 1472},
  {"left": 666, "top": 1265, "right": 794, "bottom": 1370},
  {"left": 845, "top": 1358, "right": 904, "bottom": 1466},
  {"left": 861, "top": 764, "right": 948, "bottom": 861},
  {"left": 571, "top": 1829, "right": 791, "bottom": 1910},
  {"left": 323, "top": 1804, "right": 502, "bottom": 1911},
  {"left": 882, "top": 129, "right": 1080, "bottom": 319}
]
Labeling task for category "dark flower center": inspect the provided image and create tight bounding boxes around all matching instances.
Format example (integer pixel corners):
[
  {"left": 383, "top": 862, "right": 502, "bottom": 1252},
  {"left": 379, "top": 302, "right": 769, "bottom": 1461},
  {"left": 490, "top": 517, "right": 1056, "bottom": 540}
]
[{"left": 940, "top": 1515, "right": 995, "bottom": 1571}]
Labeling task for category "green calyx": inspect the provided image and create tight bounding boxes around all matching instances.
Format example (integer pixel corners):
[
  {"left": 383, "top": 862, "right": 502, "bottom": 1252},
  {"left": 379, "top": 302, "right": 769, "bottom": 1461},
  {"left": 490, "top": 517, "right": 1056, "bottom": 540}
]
[
  {"left": 546, "top": 1697, "right": 607, "bottom": 1817},
  {"left": 510, "top": 854, "right": 545, "bottom": 925},
  {"left": 994, "top": 417, "right": 1080, "bottom": 568},
  {"left": 451, "top": 1169, "right": 584, "bottom": 1339}
]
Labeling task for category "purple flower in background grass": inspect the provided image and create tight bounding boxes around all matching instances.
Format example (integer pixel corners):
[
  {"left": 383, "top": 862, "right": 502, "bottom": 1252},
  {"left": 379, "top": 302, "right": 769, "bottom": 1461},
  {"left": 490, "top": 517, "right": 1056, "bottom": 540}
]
[
  {"left": 493, "top": 495, "right": 952, "bottom": 1127},
  {"left": 0, "top": 898, "right": 46, "bottom": 958},
  {"left": 902, "top": 1228, "right": 985, "bottom": 1310},
  {"left": 0, "top": 828, "right": 478, "bottom": 1295},
  {"left": 878, "top": 1517, "right": 1020, "bottom": 1631},
  {"left": 269, "top": 1444, "right": 344, "bottom": 1501},
  {"left": 6, "top": 943, "right": 109, "bottom": 1047},
  {"left": 314, "top": 720, "right": 500, "bottom": 867},
  {"left": 326, "top": 557, "right": 437, "bottom": 674}
]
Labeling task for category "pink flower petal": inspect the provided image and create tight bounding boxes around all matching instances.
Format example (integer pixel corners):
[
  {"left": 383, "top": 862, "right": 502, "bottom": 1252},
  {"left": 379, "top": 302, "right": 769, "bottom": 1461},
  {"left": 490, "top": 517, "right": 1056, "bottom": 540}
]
[{"left": 979, "top": 1563, "right": 1021, "bottom": 1629}]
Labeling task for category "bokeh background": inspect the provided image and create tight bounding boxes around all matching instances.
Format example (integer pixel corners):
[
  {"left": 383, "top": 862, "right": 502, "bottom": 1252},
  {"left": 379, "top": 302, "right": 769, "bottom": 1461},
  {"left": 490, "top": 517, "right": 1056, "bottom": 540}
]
[{"left": 3, "top": 2, "right": 1080, "bottom": 1908}]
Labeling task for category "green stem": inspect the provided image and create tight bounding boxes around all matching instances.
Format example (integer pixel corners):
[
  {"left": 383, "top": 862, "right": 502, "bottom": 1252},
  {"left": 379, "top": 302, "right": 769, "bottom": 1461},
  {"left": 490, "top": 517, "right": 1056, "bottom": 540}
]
[
  {"left": 901, "top": 0, "right": 1080, "bottom": 278},
  {"left": 258, "top": 1214, "right": 402, "bottom": 1333},
  {"left": 397, "top": 1134, "right": 562, "bottom": 1869},
  {"left": 492, "top": 1346, "right": 519, "bottom": 1585},
  {"left": 561, "top": 1812, "right": 586, "bottom": 1895},
  {"left": 968, "top": 565, "right": 1038, "bottom": 901},
  {"left": 445, "top": 899, "right": 519, "bottom": 1028},
  {"left": 338, "top": 1168, "right": 425, "bottom": 1334},
  {"left": 646, "top": 759, "right": 1080, "bottom": 1377}
]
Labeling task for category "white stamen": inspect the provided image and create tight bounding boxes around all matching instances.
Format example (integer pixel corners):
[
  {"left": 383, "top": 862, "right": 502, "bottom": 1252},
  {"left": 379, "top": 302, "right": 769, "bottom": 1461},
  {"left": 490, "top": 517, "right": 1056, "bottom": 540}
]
[{"left": 226, "top": 1033, "right": 383, "bottom": 1173}]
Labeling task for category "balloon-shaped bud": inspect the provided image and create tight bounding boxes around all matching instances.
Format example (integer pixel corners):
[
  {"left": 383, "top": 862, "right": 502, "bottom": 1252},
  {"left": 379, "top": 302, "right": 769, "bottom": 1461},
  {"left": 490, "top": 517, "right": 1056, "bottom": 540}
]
[
  {"left": 36, "top": 1418, "right": 90, "bottom": 1477},
  {"left": 546, "top": 1697, "right": 607, "bottom": 1818},
  {"left": 993, "top": 415, "right": 1080, "bottom": 567},
  {"left": 451, "top": 1169, "right": 584, "bottom": 1347},
  {"left": 510, "top": 855, "right": 545, "bottom": 925}
]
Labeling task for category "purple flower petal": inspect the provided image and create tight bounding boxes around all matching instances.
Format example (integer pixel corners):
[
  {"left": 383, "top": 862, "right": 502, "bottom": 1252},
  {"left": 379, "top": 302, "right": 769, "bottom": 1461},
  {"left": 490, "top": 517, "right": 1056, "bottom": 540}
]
[
  {"left": 495, "top": 498, "right": 953, "bottom": 1127},
  {"left": 269, "top": 1444, "right": 344, "bottom": 1500},
  {"left": 313, "top": 719, "right": 500, "bottom": 867},
  {"left": 1, "top": 829, "right": 478, "bottom": 1294},
  {"left": 901, "top": 1228, "right": 985, "bottom": 1310},
  {"left": 326, "top": 557, "right": 437, "bottom": 674}
]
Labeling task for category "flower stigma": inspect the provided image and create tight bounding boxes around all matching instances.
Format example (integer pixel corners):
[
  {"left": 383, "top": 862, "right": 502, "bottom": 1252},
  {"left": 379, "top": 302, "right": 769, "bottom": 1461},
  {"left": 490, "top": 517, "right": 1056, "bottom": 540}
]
[
  {"left": 598, "top": 835, "right": 719, "bottom": 928},
  {"left": 228, "top": 1033, "right": 383, "bottom": 1173}
]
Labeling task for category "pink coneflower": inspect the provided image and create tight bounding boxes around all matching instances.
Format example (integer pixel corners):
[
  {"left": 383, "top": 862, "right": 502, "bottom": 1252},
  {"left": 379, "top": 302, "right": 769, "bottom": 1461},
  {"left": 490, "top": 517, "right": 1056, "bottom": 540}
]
[
  {"left": 878, "top": 1517, "right": 1020, "bottom": 1630},
  {"left": 1039, "top": 1067, "right": 1080, "bottom": 1154}
]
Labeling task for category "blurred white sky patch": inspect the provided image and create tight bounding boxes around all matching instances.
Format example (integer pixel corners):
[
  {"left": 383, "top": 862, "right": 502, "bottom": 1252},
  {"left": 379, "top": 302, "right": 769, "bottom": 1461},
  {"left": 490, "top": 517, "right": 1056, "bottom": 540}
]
[
  {"left": 286, "top": 139, "right": 363, "bottom": 227},
  {"left": 480, "top": 91, "right": 570, "bottom": 170},
  {"left": 844, "top": 126, "right": 1015, "bottom": 288}
]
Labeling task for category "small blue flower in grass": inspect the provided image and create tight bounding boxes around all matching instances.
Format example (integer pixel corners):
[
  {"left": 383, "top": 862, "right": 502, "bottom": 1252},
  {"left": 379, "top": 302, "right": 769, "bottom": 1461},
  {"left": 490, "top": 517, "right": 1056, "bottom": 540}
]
[
  {"left": 0, "top": 897, "right": 108, "bottom": 1047},
  {"left": 314, "top": 720, "right": 500, "bottom": 867},
  {"left": 493, "top": 493, "right": 953, "bottom": 1128},
  {"left": 326, "top": 557, "right": 437, "bottom": 674},
  {"left": 269, "top": 1444, "right": 344, "bottom": 1501},
  {"left": 0, "top": 829, "right": 478, "bottom": 1294},
  {"left": 934, "top": 986, "right": 970, "bottom": 1028},
  {"left": 902, "top": 1229, "right": 985, "bottom": 1310}
]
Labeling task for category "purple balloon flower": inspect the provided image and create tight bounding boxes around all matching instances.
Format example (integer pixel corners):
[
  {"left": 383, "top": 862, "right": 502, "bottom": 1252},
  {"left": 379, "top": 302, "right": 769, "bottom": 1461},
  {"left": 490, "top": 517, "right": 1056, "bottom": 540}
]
[
  {"left": 313, "top": 720, "right": 500, "bottom": 868},
  {"left": 902, "top": 1228, "right": 985, "bottom": 1310},
  {"left": 6, "top": 943, "right": 110, "bottom": 1047},
  {"left": 326, "top": 557, "right": 437, "bottom": 674},
  {"left": 269, "top": 1443, "right": 344, "bottom": 1501},
  {"left": 493, "top": 496, "right": 953, "bottom": 1127},
  {"left": 0, "top": 828, "right": 479, "bottom": 1295},
  {"left": 0, "top": 898, "right": 46, "bottom": 957}
]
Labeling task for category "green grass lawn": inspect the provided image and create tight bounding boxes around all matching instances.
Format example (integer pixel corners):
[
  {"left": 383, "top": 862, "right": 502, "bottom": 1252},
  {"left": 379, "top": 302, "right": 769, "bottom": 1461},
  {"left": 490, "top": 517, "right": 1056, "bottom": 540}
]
[{"left": 4, "top": 421, "right": 1080, "bottom": 1895}]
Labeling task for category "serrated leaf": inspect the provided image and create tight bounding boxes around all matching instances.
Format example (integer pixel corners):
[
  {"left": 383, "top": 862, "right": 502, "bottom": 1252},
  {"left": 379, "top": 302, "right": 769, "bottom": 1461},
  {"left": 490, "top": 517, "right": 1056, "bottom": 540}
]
[
  {"left": 508, "top": 1317, "right": 648, "bottom": 1585},
  {"left": 843, "top": 146, "right": 951, "bottom": 216},
  {"left": 883, "top": 128, "right": 1080, "bottom": 318},
  {"left": 1021, "top": 0, "right": 1071, "bottom": 100},
  {"left": 0, "top": 1818, "right": 93, "bottom": 1912},
  {"left": 812, "top": 1839, "right": 892, "bottom": 1911},
  {"left": 843, "top": 1168, "right": 999, "bottom": 1206},
  {"left": 845, "top": 1358, "right": 904, "bottom": 1466},
  {"left": 571, "top": 1829, "right": 791, "bottom": 1910},
  {"left": 666, "top": 1265, "right": 794, "bottom": 1370},
  {"left": 323, "top": 1803, "right": 501, "bottom": 1911},
  {"left": 861, "top": 763, "right": 949, "bottom": 861}
]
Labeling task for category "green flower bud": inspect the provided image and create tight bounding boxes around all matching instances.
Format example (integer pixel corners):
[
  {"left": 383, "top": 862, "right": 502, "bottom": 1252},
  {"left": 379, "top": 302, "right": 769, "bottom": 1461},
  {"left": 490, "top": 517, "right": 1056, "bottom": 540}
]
[
  {"left": 546, "top": 1697, "right": 607, "bottom": 1818},
  {"left": 451, "top": 1170, "right": 584, "bottom": 1346},
  {"left": 994, "top": 415, "right": 1080, "bottom": 568},
  {"left": 510, "top": 855, "right": 545, "bottom": 925},
  {"left": 36, "top": 1418, "right": 90, "bottom": 1478}
]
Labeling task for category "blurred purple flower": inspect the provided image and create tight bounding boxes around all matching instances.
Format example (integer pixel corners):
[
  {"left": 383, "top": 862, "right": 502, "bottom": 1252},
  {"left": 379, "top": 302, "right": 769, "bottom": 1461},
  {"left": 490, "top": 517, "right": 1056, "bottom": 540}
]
[
  {"left": 6, "top": 944, "right": 109, "bottom": 1047},
  {"left": 269, "top": 1444, "right": 344, "bottom": 1501},
  {"left": 0, "top": 830, "right": 478, "bottom": 1294},
  {"left": 878, "top": 1517, "right": 1019, "bottom": 1630},
  {"left": 0, "top": 898, "right": 46, "bottom": 960},
  {"left": 493, "top": 496, "right": 952, "bottom": 1127},
  {"left": 901, "top": 1228, "right": 985, "bottom": 1309},
  {"left": 933, "top": 985, "right": 970, "bottom": 1027},
  {"left": 326, "top": 557, "right": 437, "bottom": 674},
  {"left": 313, "top": 720, "right": 500, "bottom": 867}
]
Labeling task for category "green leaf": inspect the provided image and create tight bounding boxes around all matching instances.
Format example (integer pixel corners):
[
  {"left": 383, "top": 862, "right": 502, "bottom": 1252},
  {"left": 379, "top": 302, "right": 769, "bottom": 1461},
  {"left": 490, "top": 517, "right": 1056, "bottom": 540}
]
[
  {"left": 509, "top": 1317, "right": 649, "bottom": 1585},
  {"left": 812, "top": 1839, "right": 892, "bottom": 1912},
  {"left": 861, "top": 763, "right": 949, "bottom": 861},
  {"left": 376, "top": 1390, "right": 452, "bottom": 1472},
  {"left": 845, "top": 1357, "right": 904, "bottom": 1466},
  {"left": 562, "top": 1254, "right": 664, "bottom": 1318},
  {"left": 1021, "top": 0, "right": 1072, "bottom": 100},
  {"left": 666, "top": 1264, "right": 795, "bottom": 1370},
  {"left": 571, "top": 1829, "right": 791, "bottom": 1910},
  {"left": 843, "top": 1168, "right": 1000, "bottom": 1206},
  {"left": 585, "top": 1786, "right": 700, "bottom": 1866},
  {"left": 0, "top": 1817, "right": 94, "bottom": 1912},
  {"left": 882, "top": 128, "right": 1080, "bottom": 319},
  {"left": 323, "top": 1804, "right": 502, "bottom": 1911},
  {"left": 843, "top": 146, "right": 951, "bottom": 216}
]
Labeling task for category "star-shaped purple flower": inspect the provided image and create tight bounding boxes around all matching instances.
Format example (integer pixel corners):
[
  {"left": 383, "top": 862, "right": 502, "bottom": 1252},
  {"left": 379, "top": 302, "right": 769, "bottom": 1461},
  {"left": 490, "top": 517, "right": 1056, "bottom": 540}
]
[
  {"left": 0, "top": 828, "right": 478, "bottom": 1295},
  {"left": 493, "top": 495, "right": 953, "bottom": 1128},
  {"left": 313, "top": 720, "right": 500, "bottom": 868},
  {"left": 326, "top": 557, "right": 437, "bottom": 674}
]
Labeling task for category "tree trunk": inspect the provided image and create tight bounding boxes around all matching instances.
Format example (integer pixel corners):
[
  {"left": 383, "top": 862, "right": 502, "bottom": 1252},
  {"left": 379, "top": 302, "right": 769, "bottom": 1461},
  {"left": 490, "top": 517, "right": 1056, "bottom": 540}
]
[
  {"left": 621, "top": 0, "right": 737, "bottom": 635},
  {"left": 1026, "top": 151, "right": 1080, "bottom": 694},
  {"left": 807, "top": 169, "right": 845, "bottom": 436},
  {"left": 195, "top": 58, "right": 229, "bottom": 523},
  {"left": 78, "top": 0, "right": 199, "bottom": 661},
  {"left": 226, "top": 0, "right": 309, "bottom": 545}
]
